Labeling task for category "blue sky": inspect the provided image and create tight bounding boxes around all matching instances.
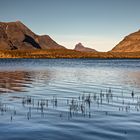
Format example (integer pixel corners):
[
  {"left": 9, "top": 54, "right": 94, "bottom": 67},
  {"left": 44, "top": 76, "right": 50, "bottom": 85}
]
[{"left": 0, "top": 0, "right": 140, "bottom": 51}]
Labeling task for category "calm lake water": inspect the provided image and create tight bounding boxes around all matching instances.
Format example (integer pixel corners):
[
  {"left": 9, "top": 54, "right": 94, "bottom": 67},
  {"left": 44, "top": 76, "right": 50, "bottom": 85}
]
[{"left": 0, "top": 59, "right": 140, "bottom": 140}]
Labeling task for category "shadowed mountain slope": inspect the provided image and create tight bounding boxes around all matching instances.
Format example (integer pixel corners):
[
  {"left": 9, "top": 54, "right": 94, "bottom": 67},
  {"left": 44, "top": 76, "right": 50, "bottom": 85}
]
[{"left": 0, "top": 21, "right": 65, "bottom": 50}]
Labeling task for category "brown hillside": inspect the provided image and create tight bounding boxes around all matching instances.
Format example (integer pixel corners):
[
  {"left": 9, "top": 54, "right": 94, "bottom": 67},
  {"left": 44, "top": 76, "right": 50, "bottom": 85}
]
[
  {"left": 0, "top": 21, "right": 65, "bottom": 50},
  {"left": 111, "top": 30, "right": 140, "bottom": 52}
]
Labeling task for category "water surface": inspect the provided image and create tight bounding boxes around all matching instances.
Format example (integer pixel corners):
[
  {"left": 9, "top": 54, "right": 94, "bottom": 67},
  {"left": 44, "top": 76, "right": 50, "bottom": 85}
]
[{"left": 0, "top": 59, "right": 140, "bottom": 140}]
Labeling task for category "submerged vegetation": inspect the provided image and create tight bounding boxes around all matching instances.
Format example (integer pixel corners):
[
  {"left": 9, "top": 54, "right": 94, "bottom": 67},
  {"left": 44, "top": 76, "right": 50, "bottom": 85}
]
[
  {"left": 0, "top": 88, "right": 140, "bottom": 121},
  {"left": 0, "top": 49, "right": 140, "bottom": 59}
]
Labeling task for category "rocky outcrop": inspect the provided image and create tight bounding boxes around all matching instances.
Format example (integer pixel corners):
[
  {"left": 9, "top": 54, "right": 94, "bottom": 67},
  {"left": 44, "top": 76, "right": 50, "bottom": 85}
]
[
  {"left": 74, "top": 43, "right": 97, "bottom": 52},
  {"left": 111, "top": 30, "right": 140, "bottom": 52},
  {"left": 0, "top": 21, "right": 65, "bottom": 50}
]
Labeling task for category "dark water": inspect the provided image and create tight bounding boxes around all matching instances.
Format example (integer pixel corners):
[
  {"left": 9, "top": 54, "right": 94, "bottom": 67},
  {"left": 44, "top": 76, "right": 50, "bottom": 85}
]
[{"left": 0, "top": 59, "right": 140, "bottom": 140}]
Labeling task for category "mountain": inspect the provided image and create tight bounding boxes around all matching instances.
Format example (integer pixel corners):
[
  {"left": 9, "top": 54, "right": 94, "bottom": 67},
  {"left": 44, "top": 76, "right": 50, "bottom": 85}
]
[
  {"left": 111, "top": 30, "right": 140, "bottom": 52},
  {"left": 0, "top": 21, "right": 65, "bottom": 50},
  {"left": 74, "top": 43, "right": 97, "bottom": 52}
]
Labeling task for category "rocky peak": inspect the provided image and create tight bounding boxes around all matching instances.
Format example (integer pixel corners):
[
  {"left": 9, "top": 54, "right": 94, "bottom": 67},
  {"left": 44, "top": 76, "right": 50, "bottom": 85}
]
[
  {"left": 74, "top": 43, "right": 97, "bottom": 52},
  {"left": 75, "top": 43, "right": 85, "bottom": 49}
]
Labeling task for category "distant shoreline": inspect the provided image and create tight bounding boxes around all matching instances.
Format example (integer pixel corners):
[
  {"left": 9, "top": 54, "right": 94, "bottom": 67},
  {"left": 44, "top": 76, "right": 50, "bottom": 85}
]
[{"left": 0, "top": 49, "right": 140, "bottom": 59}]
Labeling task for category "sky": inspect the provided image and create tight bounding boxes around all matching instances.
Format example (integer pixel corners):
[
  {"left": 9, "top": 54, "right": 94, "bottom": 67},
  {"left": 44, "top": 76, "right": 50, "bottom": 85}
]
[{"left": 0, "top": 0, "right": 140, "bottom": 51}]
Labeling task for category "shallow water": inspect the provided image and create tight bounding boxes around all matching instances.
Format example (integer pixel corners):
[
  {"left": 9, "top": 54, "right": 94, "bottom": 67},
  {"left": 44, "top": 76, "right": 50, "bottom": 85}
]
[{"left": 0, "top": 59, "right": 140, "bottom": 140}]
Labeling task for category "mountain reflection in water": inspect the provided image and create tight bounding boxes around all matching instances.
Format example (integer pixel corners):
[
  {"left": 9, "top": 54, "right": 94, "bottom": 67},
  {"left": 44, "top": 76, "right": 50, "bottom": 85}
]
[{"left": 0, "top": 70, "right": 53, "bottom": 92}]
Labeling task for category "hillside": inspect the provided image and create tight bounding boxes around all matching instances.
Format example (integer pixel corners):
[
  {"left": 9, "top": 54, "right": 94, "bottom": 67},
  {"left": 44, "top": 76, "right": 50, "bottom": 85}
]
[
  {"left": 0, "top": 21, "right": 140, "bottom": 58},
  {"left": 0, "top": 21, "right": 65, "bottom": 50},
  {"left": 111, "top": 30, "right": 140, "bottom": 52}
]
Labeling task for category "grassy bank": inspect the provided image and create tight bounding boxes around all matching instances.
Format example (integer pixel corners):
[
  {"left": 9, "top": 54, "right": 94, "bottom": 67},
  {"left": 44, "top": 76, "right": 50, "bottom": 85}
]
[{"left": 0, "top": 49, "right": 140, "bottom": 59}]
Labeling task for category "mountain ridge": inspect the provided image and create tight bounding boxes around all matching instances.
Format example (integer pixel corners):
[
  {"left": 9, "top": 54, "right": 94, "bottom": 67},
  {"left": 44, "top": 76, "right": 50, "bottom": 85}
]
[
  {"left": 111, "top": 30, "right": 140, "bottom": 52},
  {"left": 0, "top": 21, "right": 65, "bottom": 50},
  {"left": 0, "top": 21, "right": 140, "bottom": 55}
]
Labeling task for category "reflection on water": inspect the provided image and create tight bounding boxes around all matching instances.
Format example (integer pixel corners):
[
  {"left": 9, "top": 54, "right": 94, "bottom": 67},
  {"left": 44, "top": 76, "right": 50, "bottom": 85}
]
[
  {"left": 0, "top": 71, "right": 33, "bottom": 92},
  {"left": 126, "top": 71, "right": 140, "bottom": 86},
  {"left": 0, "top": 69, "right": 140, "bottom": 94},
  {"left": 0, "top": 70, "right": 54, "bottom": 92},
  {"left": 0, "top": 59, "right": 140, "bottom": 140}
]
